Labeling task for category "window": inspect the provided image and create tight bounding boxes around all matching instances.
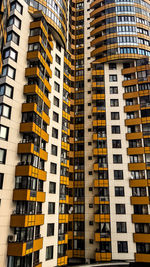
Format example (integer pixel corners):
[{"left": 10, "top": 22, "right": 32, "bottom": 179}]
[
  {"left": 54, "top": 81, "right": 60, "bottom": 92},
  {"left": 56, "top": 54, "right": 61, "bottom": 65},
  {"left": 117, "top": 222, "right": 127, "bottom": 233},
  {"left": 88, "top": 103, "right": 91, "bottom": 106},
  {"left": 0, "top": 125, "right": 9, "bottom": 140},
  {"left": 11, "top": 1, "right": 23, "bottom": 14},
  {"left": 114, "top": 170, "right": 123, "bottom": 180},
  {"left": 110, "top": 86, "right": 118, "bottom": 94},
  {"left": 0, "top": 104, "right": 11, "bottom": 118},
  {"left": 0, "top": 84, "right": 13, "bottom": 98},
  {"left": 0, "top": 173, "right": 4, "bottom": 189},
  {"left": 7, "top": 31, "right": 19, "bottom": 45},
  {"left": 88, "top": 142, "right": 92, "bottom": 146},
  {"left": 53, "top": 96, "right": 59, "bottom": 107},
  {"left": 88, "top": 156, "right": 92, "bottom": 160},
  {"left": 0, "top": 148, "right": 6, "bottom": 164},
  {"left": 112, "top": 140, "right": 121, "bottom": 148},
  {"left": 118, "top": 241, "right": 128, "bottom": 253},
  {"left": 46, "top": 246, "right": 53, "bottom": 260},
  {"left": 88, "top": 128, "right": 91, "bottom": 132},
  {"left": 49, "top": 182, "right": 56, "bottom": 193},
  {"left": 113, "top": 155, "right": 122, "bottom": 163},
  {"left": 116, "top": 204, "right": 126, "bottom": 214},
  {"left": 51, "top": 145, "right": 57, "bottom": 156},
  {"left": 109, "top": 75, "right": 117, "bottom": 82},
  {"left": 56, "top": 41, "right": 61, "bottom": 51},
  {"left": 109, "top": 63, "right": 116, "bottom": 70},
  {"left": 115, "top": 187, "right": 125, "bottom": 196},
  {"left": 52, "top": 127, "right": 58, "bottom": 139},
  {"left": 8, "top": 16, "right": 21, "bottom": 29},
  {"left": 89, "top": 171, "right": 92, "bottom": 175},
  {"left": 2, "top": 65, "right": 16, "bottom": 79},
  {"left": 53, "top": 111, "right": 59, "bottom": 122},
  {"left": 48, "top": 202, "right": 55, "bottom": 214},
  {"left": 110, "top": 99, "right": 119, "bottom": 107},
  {"left": 111, "top": 112, "right": 120, "bottom": 120},
  {"left": 112, "top": 126, "right": 120, "bottom": 134},
  {"left": 3, "top": 48, "right": 18, "bottom": 62},
  {"left": 50, "top": 163, "right": 57, "bottom": 174},
  {"left": 47, "top": 223, "right": 54, "bottom": 236},
  {"left": 55, "top": 68, "right": 60, "bottom": 78}
]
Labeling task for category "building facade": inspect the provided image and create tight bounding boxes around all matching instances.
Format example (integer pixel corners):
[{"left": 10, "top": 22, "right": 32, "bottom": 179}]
[{"left": 0, "top": 0, "right": 150, "bottom": 266}]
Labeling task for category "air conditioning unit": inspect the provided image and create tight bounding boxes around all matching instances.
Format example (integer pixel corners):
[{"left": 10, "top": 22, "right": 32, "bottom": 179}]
[
  {"left": 74, "top": 197, "right": 78, "bottom": 201},
  {"left": 12, "top": 210, "right": 16, "bottom": 214},
  {"left": 8, "top": 235, "right": 17, "bottom": 242}
]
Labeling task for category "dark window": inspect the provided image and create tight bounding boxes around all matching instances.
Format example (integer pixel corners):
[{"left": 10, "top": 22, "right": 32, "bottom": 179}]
[
  {"left": 2, "top": 65, "right": 16, "bottom": 79},
  {"left": 0, "top": 173, "right": 4, "bottom": 189},
  {"left": 50, "top": 163, "right": 57, "bottom": 174},
  {"left": 0, "top": 125, "right": 9, "bottom": 140},
  {"left": 118, "top": 241, "right": 128, "bottom": 253},
  {"left": 0, "top": 104, "right": 11, "bottom": 118},
  {"left": 7, "top": 31, "right": 19, "bottom": 45},
  {"left": 110, "top": 86, "right": 118, "bottom": 94},
  {"left": 109, "top": 75, "right": 117, "bottom": 82},
  {"left": 114, "top": 170, "right": 123, "bottom": 180},
  {"left": 53, "top": 111, "right": 59, "bottom": 122},
  {"left": 111, "top": 112, "right": 120, "bottom": 120},
  {"left": 55, "top": 68, "right": 60, "bottom": 78},
  {"left": 112, "top": 140, "right": 121, "bottom": 148},
  {"left": 3, "top": 48, "right": 18, "bottom": 62},
  {"left": 112, "top": 126, "right": 120, "bottom": 134},
  {"left": 110, "top": 99, "right": 119, "bottom": 107},
  {"left": 56, "top": 54, "right": 61, "bottom": 65},
  {"left": 54, "top": 81, "right": 60, "bottom": 92},
  {"left": 53, "top": 96, "right": 59, "bottom": 107},
  {"left": 115, "top": 187, "right": 125, "bottom": 196},
  {"left": 56, "top": 42, "right": 61, "bottom": 51},
  {"left": 52, "top": 127, "right": 58, "bottom": 139},
  {"left": 0, "top": 148, "right": 6, "bottom": 164},
  {"left": 109, "top": 63, "right": 116, "bottom": 70},
  {"left": 116, "top": 204, "right": 126, "bottom": 214},
  {"left": 48, "top": 202, "right": 55, "bottom": 214},
  {"left": 49, "top": 182, "right": 56, "bottom": 194},
  {"left": 51, "top": 145, "right": 57, "bottom": 156},
  {"left": 89, "top": 171, "right": 92, "bottom": 175},
  {"left": 88, "top": 156, "right": 92, "bottom": 160},
  {"left": 88, "top": 142, "right": 92, "bottom": 145},
  {"left": 117, "top": 222, "right": 127, "bottom": 233},
  {"left": 47, "top": 223, "right": 54, "bottom": 236},
  {"left": 113, "top": 155, "right": 122, "bottom": 163},
  {"left": 0, "top": 84, "right": 13, "bottom": 98},
  {"left": 88, "top": 103, "right": 91, "bottom": 106},
  {"left": 46, "top": 245, "right": 53, "bottom": 260}
]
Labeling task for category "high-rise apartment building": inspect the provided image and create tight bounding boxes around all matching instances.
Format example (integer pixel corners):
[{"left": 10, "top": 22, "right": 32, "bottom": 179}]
[{"left": 0, "top": 0, "right": 150, "bottom": 266}]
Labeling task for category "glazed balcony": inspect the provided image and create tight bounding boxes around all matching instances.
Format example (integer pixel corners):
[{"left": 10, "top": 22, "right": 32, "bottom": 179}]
[
  {"left": 93, "top": 148, "right": 107, "bottom": 156},
  {"left": 13, "top": 189, "right": 45, "bottom": 202},
  {"left": 15, "top": 165, "right": 46, "bottom": 181},
  {"left": 94, "top": 163, "right": 108, "bottom": 171},
  {"left": 94, "top": 214, "right": 110, "bottom": 223},
  {"left": 95, "top": 232, "right": 110, "bottom": 242},
  {"left": 94, "top": 196, "right": 109, "bottom": 204},
  {"left": 24, "top": 84, "right": 50, "bottom": 108},
  {"left": 20, "top": 122, "right": 49, "bottom": 142},
  {"left": 92, "top": 93, "right": 105, "bottom": 100},
  {"left": 7, "top": 237, "right": 43, "bottom": 256},
  {"left": 132, "top": 214, "right": 150, "bottom": 223},
  {"left": 94, "top": 179, "right": 108, "bottom": 187},
  {"left": 95, "top": 252, "right": 111, "bottom": 262},
  {"left": 18, "top": 143, "right": 48, "bottom": 161},
  {"left": 10, "top": 214, "right": 44, "bottom": 227},
  {"left": 22, "top": 103, "right": 50, "bottom": 125}
]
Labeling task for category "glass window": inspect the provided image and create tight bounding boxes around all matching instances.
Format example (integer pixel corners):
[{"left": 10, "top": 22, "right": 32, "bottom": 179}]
[
  {"left": 0, "top": 84, "right": 13, "bottom": 98},
  {"left": 110, "top": 99, "right": 119, "bottom": 107},
  {"left": 113, "top": 155, "right": 122, "bottom": 163},
  {"left": 118, "top": 241, "right": 128, "bottom": 253},
  {"left": 109, "top": 63, "right": 116, "bottom": 70},
  {"left": 0, "top": 125, "right": 9, "bottom": 140},
  {"left": 112, "top": 126, "right": 120, "bottom": 134},
  {"left": 53, "top": 111, "right": 59, "bottom": 122},
  {"left": 112, "top": 140, "right": 121, "bottom": 148},
  {"left": 47, "top": 223, "right": 54, "bottom": 236},
  {"left": 54, "top": 81, "right": 60, "bottom": 92},
  {"left": 53, "top": 96, "right": 59, "bottom": 107},
  {"left": 3, "top": 48, "right": 17, "bottom": 62},
  {"left": 50, "top": 162, "right": 57, "bottom": 174},
  {"left": 56, "top": 54, "right": 61, "bottom": 65},
  {"left": 49, "top": 182, "right": 56, "bottom": 193},
  {"left": 51, "top": 145, "right": 57, "bottom": 156},
  {"left": 109, "top": 75, "right": 117, "bottom": 82},
  {"left": 0, "top": 148, "right": 6, "bottom": 164},
  {"left": 0, "top": 173, "right": 4, "bottom": 189},
  {"left": 55, "top": 68, "right": 60, "bottom": 78},
  {"left": 116, "top": 204, "right": 126, "bottom": 214},
  {"left": 48, "top": 202, "right": 55, "bottom": 214},
  {"left": 2, "top": 65, "right": 16, "bottom": 79},
  {"left": 7, "top": 31, "right": 19, "bottom": 45},
  {"left": 117, "top": 222, "right": 127, "bottom": 233},
  {"left": 46, "top": 246, "right": 53, "bottom": 260},
  {"left": 0, "top": 104, "right": 11, "bottom": 118},
  {"left": 115, "top": 187, "right": 125, "bottom": 196},
  {"left": 114, "top": 170, "right": 123, "bottom": 180},
  {"left": 111, "top": 112, "right": 120, "bottom": 120},
  {"left": 52, "top": 127, "right": 58, "bottom": 139}
]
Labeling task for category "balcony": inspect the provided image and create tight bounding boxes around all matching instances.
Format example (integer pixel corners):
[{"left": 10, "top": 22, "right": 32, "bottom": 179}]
[
  {"left": 7, "top": 237, "right": 43, "bottom": 256},
  {"left": 95, "top": 252, "right": 111, "bottom": 262},
  {"left": 132, "top": 214, "right": 150, "bottom": 223},
  {"left": 95, "top": 232, "right": 110, "bottom": 242},
  {"left": 93, "top": 120, "right": 106, "bottom": 127},
  {"left": 131, "top": 196, "right": 149, "bottom": 205},
  {"left": 59, "top": 214, "right": 69, "bottom": 224},
  {"left": 13, "top": 189, "right": 45, "bottom": 202},
  {"left": 58, "top": 234, "right": 68, "bottom": 245},
  {"left": 94, "top": 214, "right": 110, "bottom": 223},
  {"left": 134, "top": 233, "right": 150, "bottom": 243},
  {"left": 92, "top": 94, "right": 105, "bottom": 100},
  {"left": 15, "top": 165, "right": 46, "bottom": 181},
  {"left": 57, "top": 256, "right": 68, "bottom": 266},
  {"left": 10, "top": 214, "right": 44, "bottom": 227},
  {"left": 18, "top": 143, "right": 48, "bottom": 161},
  {"left": 94, "top": 179, "right": 108, "bottom": 187},
  {"left": 93, "top": 148, "right": 107, "bottom": 156},
  {"left": 94, "top": 196, "right": 109, "bottom": 204},
  {"left": 135, "top": 253, "right": 150, "bottom": 263},
  {"left": 94, "top": 163, "right": 108, "bottom": 171},
  {"left": 128, "top": 162, "right": 146, "bottom": 171},
  {"left": 20, "top": 122, "right": 49, "bottom": 142}
]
